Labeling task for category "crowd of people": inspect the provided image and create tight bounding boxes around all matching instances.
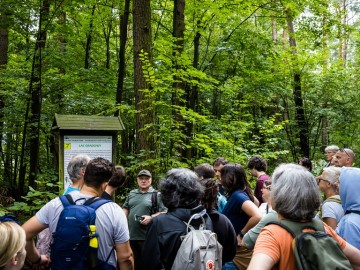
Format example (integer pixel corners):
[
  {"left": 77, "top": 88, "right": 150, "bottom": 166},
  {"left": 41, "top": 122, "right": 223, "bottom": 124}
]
[{"left": 1, "top": 145, "right": 360, "bottom": 269}]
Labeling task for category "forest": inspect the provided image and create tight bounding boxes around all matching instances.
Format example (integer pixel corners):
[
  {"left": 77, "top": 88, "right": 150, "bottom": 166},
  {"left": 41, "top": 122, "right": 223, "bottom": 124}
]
[{"left": 0, "top": 0, "right": 359, "bottom": 212}]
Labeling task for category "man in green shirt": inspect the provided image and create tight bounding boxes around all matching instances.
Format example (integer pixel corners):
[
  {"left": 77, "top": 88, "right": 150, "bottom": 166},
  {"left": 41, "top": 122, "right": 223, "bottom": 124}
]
[{"left": 123, "top": 169, "right": 166, "bottom": 270}]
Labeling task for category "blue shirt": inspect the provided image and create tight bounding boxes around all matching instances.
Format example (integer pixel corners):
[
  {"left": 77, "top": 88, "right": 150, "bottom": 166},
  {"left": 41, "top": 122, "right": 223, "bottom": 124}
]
[
  {"left": 222, "top": 189, "right": 250, "bottom": 235},
  {"left": 63, "top": 186, "right": 80, "bottom": 195},
  {"left": 217, "top": 193, "right": 227, "bottom": 213}
]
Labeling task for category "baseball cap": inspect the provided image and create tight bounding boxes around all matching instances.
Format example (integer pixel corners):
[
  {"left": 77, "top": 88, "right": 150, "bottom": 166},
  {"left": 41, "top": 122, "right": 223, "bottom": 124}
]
[{"left": 138, "top": 169, "right": 152, "bottom": 177}]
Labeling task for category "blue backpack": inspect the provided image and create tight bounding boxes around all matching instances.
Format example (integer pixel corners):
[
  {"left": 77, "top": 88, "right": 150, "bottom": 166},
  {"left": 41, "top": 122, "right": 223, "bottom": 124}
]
[{"left": 50, "top": 194, "right": 112, "bottom": 270}]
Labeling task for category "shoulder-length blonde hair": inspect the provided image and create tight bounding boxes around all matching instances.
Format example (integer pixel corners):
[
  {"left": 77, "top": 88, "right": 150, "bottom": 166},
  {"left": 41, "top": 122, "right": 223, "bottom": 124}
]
[{"left": 0, "top": 221, "right": 26, "bottom": 268}]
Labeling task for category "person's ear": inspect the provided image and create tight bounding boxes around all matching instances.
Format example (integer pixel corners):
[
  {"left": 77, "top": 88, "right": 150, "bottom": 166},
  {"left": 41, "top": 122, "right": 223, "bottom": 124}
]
[
  {"left": 101, "top": 181, "right": 108, "bottom": 191},
  {"left": 10, "top": 253, "right": 18, "bottom": 266}
]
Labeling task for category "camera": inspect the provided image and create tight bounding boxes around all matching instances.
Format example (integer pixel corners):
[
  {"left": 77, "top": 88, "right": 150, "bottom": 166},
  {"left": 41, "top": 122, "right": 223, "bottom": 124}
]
[{"left": 134, "top": 215, "right": 145, "bottom": 222}]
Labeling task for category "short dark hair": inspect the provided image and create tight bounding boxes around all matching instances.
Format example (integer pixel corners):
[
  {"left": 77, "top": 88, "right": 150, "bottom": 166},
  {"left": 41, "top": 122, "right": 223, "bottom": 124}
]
[
  {"left": 160, "top": 168, "right": 204, "bottom": 209},
  {"left": 247, "top": 156, "right": 267, "bottom": 172},
  {"left": 221, "top": 163, "right": 254, "bottom": 201},
  {"left": 84, "top": 157, "right": 114, "bottom": 189},
  {"left": 213, "top": 157, "right": 228, "bottom": 167},
  {"left": 299, "top": 157, "right": 312, "bottom": 172},
  {"left": 108, "top": 165, "right": 126, "bottom": 188},
  {"left": 194, "top": 163, "right": 215, "bottom": 179}
]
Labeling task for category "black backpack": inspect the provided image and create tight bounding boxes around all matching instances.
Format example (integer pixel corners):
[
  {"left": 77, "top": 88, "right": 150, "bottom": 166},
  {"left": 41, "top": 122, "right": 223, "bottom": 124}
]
[{"left": 267, "top": 218, "right": 352, "bottom": 270}]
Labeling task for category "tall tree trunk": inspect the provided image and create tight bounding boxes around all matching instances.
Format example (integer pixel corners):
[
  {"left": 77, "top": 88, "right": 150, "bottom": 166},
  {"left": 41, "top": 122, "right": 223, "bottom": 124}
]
[
  {"left": 183, "top": 21, "right": 201, "bottom": 160},
  {"left": 286, "top": 10, "right": 309, "bottom": 157},
  {"left": 85, "top": 5, "right": 96, "bottom": 69},
  {"left": 28, "top": 0, "right": 49, "bottom": 189},
  {"left": 321, "top": 115, "right": 328, "bottom": 150},
  {"left": 271, "top": 0, "right": 277, "bottom": 42},
  {"left": 342, "top": 0, "right": 347, "bottom": 63},
  {"left": 0, "top": 5, "right": 10, "bottom": 187},
  {"left": 51, "top": 1, "right": 66, "bottom": 111},
  {"left": 115, "top": 0, "right": 130, "bottom": 162},
  {"left": 19, "top": 0, "right": 50, "bottom": 193},
  {"left": 172, "top": 0, "right": 186, "bottom": 159},
  {"left": 103, "top": 4, "right": 113, "bottom": 69},
  {"left": 133, "top": 0, "right": 155, "bottom": 159}
]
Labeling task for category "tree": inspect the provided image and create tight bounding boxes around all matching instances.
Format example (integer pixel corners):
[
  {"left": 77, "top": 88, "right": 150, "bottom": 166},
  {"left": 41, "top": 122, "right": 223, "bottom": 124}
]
[{"left": 133, "top": 0, "right": 155, "bottom": 160}]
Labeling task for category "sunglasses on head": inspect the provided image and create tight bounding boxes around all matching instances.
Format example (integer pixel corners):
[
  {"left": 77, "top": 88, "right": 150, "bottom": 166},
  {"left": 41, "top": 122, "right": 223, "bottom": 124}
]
[{"left": 339, "top": 148, "right": 350, "bottom": 158}]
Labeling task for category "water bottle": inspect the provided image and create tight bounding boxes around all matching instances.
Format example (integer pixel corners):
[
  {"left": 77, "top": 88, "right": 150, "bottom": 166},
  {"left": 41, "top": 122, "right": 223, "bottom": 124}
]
[{"left": 87, "top": 225, "right": 98, "bottom": 269}]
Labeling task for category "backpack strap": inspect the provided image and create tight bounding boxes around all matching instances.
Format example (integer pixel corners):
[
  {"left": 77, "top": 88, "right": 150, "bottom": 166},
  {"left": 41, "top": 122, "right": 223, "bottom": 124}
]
[
  {"left": 84, "top": 197, "right": 112, "bottom": 210},
  {"left": 151, "top": 191, "right": 158, "bottom": 215},
  {"left": 345, "top": 210, "right": 360, "bottom": 215},
  {"left": 318, "top": 197, "right": 342, "bottom": 218},
  {"left": 0, "top": 213, "right": 21, "bottom": 225},
  {"left": 324, "top": 197, "right": 342, "bottom": 204},
  {"left": 266, "top": 218, "right": 325, "bottom": 238},
  {"left": 59, "top": 194, "right": 76, "bottom": 207}
]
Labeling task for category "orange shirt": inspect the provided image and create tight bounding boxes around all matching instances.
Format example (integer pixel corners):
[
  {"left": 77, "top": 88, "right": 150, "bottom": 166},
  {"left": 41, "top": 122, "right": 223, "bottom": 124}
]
[{"left": 253, "top": 221, "right": 347, "bottom": 270}]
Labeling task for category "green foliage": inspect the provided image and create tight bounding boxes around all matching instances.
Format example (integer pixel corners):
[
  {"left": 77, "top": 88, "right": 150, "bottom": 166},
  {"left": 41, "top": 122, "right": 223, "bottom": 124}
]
[{"left": 1, "top": 0, "right": 360, "bottom": 204}]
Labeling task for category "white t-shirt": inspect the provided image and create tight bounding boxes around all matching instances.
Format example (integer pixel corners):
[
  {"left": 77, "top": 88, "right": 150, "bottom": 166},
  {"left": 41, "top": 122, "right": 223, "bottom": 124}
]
[
  {"left": 259, "top": 202, "right": 275, "bottom": 216},
  {"left": 321, "top": 195, "right": 344, "bottom": 223},
  {"left": 36, "top": 191, "right": 129, "bottom": 268}
]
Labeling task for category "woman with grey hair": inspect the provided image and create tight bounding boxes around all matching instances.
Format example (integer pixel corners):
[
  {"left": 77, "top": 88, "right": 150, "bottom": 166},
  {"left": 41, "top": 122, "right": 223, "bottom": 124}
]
[
  {"left": 317, "top": 166, "right": 344, "bottom": 229},
  {"left": 140, "top": 168, "right": 210, "bottom": 270},
  {"left": 248, "top": 163, "right": 360, "bottom": 270}
]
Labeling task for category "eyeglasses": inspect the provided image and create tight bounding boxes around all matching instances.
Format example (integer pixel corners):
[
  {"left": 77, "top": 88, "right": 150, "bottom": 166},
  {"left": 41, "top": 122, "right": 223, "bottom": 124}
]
[
  {"left": 262, "top": 185, "right": 271, "bottom": 191},
  {"left": 339, "top": 148, "right": 350, "bottom": 158},
  {"left": 317, "top": 178, "right": 330, "bottom": 184}
]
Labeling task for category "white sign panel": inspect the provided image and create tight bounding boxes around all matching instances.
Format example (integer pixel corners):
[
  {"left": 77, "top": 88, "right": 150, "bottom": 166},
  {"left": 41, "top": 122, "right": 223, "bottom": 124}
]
[{"left": 63, "top": 135, "right": 113, "bottom": 190}]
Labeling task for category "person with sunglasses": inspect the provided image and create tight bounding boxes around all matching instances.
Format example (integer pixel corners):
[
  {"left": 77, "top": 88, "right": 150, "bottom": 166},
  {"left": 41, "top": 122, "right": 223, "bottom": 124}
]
[
  {"left": 259, "top": 180, "right": 274, "bottom": 216},
  {"left": 333, "top": 148, "right": 355, "bottom": 167},
  {"left": 247, "top": 164, "right": 360, "bottom": 270},
  {"left": 316, "top": 167, "right": 344, "bottom": 229}
]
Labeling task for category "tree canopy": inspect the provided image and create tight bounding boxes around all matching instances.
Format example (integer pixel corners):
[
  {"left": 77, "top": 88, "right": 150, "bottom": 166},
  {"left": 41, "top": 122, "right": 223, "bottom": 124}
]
[{"left": 0, "top": 0, "right": 359, "bottom": 206}]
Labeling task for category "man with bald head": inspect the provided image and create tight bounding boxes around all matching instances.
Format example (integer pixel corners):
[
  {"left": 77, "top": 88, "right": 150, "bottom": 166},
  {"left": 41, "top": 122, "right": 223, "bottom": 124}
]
[{"left": 333, "top": 148, "right": 355, "bottom": 167}]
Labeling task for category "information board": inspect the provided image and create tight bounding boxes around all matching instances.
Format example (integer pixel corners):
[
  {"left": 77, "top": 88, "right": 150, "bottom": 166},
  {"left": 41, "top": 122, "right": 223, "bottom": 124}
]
[{"left": 63, "top": 135, "right": 112, "bottom": 190}]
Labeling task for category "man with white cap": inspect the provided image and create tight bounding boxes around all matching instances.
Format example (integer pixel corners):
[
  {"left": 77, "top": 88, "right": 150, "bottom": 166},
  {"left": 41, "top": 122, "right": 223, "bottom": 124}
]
[{"left": 123, "top": 169, "right": 167, "bottom": 270}]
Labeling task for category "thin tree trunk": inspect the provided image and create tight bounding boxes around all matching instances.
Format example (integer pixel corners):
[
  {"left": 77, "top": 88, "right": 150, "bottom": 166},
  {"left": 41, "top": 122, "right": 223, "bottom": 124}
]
[
  {"left": 28, "top": 0, "right": 49, "bottom": 189},
  {"left": 103, "top": 5, "right": 113, "bottom": 69},
  {"left": 286, "top": 10, "right": 309, "bottom": 157},
  {"left": 115, "top": 0, "right": 130, "bottom": 114},
  {"left": 85, "top": 5, "right": 96, "bottom": 69},
  {"left": 0, "top": 7, "right": 9, "bottom": 181},
  {"left": 183, "top": 21, "right": 201, "bottom": 160},
  {"left": 342, "top": 0, "right": 347, "bottom": 63},
  {"left": 51, "top": 1, "right": 66, "bottom": 111},
  {"left": 115, "top": 0, "right": 130, "bottom": 162}
]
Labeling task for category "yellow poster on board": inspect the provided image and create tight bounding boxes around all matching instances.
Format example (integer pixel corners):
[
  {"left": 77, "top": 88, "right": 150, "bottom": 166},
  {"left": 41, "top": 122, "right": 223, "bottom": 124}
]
[{"left": 64, "top": 143, "right": 71, "bottom": 150}]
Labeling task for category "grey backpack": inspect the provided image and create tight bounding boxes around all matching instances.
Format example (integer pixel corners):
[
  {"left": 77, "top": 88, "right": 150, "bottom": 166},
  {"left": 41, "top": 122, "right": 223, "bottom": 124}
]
[{"left": 171, "top": 213, "right": 223, "bottom": 270}]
